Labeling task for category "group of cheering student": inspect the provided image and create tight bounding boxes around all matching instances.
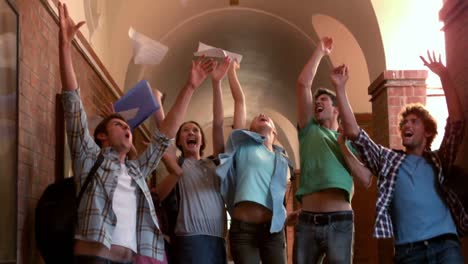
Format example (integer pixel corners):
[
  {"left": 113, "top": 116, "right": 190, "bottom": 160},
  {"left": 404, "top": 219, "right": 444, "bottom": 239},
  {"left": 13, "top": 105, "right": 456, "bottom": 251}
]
[{"left": 57, "top": 2, "right": 466, "bottom": 264}]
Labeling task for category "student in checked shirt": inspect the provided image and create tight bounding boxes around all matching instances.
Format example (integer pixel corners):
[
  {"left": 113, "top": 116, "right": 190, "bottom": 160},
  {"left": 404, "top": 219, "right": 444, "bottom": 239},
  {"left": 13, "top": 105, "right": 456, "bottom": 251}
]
[
  {"left": 334, "top": 52, "right": 465, "bottom": 263},
  {"left": 58, "top": 2, "right": 214, "bottom": 263}
]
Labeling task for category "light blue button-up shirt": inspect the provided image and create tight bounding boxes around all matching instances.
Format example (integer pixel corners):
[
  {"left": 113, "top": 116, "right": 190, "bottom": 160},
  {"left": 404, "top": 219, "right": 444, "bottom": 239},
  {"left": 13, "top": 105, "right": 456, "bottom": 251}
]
[{"left": 216, "top": 129, "right": 293, "bottom": 233}]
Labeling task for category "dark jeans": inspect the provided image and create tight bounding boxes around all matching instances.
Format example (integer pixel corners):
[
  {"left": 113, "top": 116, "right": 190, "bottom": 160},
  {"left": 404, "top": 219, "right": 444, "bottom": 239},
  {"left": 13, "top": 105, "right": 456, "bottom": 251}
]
[
  {"left": 293, "top": 211, "right": 354, "bottom": 264},
  {"left": 229, "top": 219, "right": 286, "bottom": 264},
  {"left": 394, "top": 234, "right": 464, "bottom": 264},
  {"left": 174, "top": 235, "right": 227, "bottom": 264},
  {"left": 74, "top": 255, "right": 133, "bottom": 264}
]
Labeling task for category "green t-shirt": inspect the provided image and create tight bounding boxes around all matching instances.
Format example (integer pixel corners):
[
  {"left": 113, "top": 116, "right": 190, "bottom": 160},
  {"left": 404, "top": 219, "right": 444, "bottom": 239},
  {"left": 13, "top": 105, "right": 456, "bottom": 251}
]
[{"left": 295, "top": 118, "right": 354, "bottom": 202}]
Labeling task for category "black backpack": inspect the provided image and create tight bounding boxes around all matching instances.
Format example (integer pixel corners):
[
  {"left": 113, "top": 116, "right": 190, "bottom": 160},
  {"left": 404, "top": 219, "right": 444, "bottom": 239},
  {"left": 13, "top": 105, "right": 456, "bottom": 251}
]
[{"left": 35, "top": 154, "right": 104, "bottom": 263}]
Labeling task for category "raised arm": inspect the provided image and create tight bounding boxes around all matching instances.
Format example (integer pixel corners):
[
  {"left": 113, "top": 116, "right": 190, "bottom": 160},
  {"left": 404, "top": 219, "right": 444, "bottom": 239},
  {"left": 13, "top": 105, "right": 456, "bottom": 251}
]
[
  {"left": 297, "top": 37, "right": 333, "bottom": 129},
  {"left": 151, "top": 88, "right": 183, "bottom": 200},
  {"left": 331, "top": 64, "right": 360, "bottom": 140},
  {"left": 58, "top": 2, "right": 99, "bottom": 181},
  {"left": 211, "top": 57, "right": 231, "bottom": 156},
  {"left": 228, "top": 60, "right": 246, "bottom": 129},
  {"left": 337, "top": 132, "right": 372, "bottom": 188},
  {"left": 151, "top": 87, "right": 182, "bottom": 176},
  {"left": 158, "top": 57, "right": 214, "bottom": 139},
  {"left": 58, "top": 2, "right": 85, "bottom": 91},
  {"left": 420, "top": 51, "right": 463, "bottom": 121},
  {"left": 151, "top": 87, "right": 166, "bottom": 128}
]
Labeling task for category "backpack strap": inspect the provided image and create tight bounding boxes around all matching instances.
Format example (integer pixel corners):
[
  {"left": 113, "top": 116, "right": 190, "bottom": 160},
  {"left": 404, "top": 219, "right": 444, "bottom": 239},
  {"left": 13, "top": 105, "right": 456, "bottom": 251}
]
[{"left": 76, "top": 153, "right": 105, "bottom": 208}]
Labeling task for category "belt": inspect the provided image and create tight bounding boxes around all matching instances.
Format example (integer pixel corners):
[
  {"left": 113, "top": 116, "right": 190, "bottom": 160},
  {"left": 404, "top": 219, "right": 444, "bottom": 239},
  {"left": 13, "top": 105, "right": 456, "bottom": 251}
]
[
  {"left": 299, "top": 212, "right": 353, "bottom": 225},
  {"left": 230, "top": 219, "right": 272, "bottom": 231},
  {"left": 396, "top": 233, "right": 459, "bottom": 249}
]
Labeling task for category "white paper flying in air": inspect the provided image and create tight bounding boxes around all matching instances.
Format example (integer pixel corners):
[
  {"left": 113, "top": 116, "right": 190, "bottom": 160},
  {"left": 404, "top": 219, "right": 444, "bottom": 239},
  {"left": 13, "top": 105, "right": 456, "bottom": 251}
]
[
  {"left": 194, "top": 42, "right": 243, "bottom": 63},
  {"left": 129, "top": 27, "right": 168, "bottom": 65},
  {"left": 118, "top": 108, "right": 139, "bottom": 121}
]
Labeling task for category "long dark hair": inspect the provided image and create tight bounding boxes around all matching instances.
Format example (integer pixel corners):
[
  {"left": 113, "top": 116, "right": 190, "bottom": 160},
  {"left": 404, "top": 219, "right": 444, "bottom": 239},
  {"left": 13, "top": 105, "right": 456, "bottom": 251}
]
[{"left": 175, "top": 121, "right": 206, "bottom": 157}]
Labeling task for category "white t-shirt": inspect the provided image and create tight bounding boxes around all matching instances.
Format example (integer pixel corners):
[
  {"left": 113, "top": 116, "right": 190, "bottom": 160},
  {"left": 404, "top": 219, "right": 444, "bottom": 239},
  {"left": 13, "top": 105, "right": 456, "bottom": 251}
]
[{"left": 111, "top": 165, "right": 137, "bottom": 252}]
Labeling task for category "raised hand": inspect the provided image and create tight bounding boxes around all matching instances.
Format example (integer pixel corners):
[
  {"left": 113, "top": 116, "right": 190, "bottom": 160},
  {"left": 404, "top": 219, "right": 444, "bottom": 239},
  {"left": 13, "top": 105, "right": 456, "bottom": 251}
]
[
  {"left": 153, "top": 88, "right": 164, "bottom": 102},
  {"left": 211, "top": 56, "right": 232, "bottom": 82},
  {"left": 319, "top": 37, "right": 333, "bottom": 55},
  {"left": 58, "top": 2, "right": 85, "bottom": 46},
  {"left": 229, "top": 59, "right": 240, "bottom": 73},
  {"left": 420, "top": 50, "right": 447, "bottom": 77},
  {"left": 330, "top": 64, "right": 349, "bottom": 89},
  {"left": 187, "top": 56, "right": 214, "bottom": 89}
]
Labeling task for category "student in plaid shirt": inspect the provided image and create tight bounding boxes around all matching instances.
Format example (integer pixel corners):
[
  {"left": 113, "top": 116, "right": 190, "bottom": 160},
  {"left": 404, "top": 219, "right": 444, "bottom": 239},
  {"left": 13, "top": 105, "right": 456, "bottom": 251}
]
[
  {"left": 58, "top": 2, "right": 214, "bottom": 263},
  {"left": 334, "top": 51, "right": 465, "bottom": 263}
]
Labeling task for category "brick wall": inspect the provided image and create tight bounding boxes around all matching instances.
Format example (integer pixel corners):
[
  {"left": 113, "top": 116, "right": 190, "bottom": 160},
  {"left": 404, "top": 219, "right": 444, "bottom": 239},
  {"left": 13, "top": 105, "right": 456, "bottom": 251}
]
[
  {"left": 440, "top": 0, "right": 468, "bottom": 181},
  {"left": 440, "top": 0, "right": 468, "bottom": 258},
  {"left": 15, "top": 0, "right": 137, "bottom": 263},
  {"left": 368, "top": 70, "right": 428, "bottom": 150}
]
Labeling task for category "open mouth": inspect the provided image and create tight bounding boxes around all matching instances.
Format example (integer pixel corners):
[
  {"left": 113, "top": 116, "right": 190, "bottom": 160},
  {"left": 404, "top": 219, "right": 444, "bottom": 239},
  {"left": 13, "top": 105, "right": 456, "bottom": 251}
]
[
  {"left": 260, "top": 117, "right": 268, "bottom": 122},
  {"left": 403, "top": 131, "right": 413, "bottom": 138},
  {"left": 125, "top": 132, "right": 130, "bottom": 139},
  {"left": 315, "top": 106, "right": 324, "bottom": 113},
  {"left": 186, "top": 139, "right": 197, "bottom": 147}
]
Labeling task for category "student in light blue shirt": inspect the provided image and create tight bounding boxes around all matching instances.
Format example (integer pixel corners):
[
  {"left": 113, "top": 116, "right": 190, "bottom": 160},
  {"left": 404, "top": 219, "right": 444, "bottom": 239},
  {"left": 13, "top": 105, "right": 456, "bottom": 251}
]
[{"left": 216, "top": 61, "right": 294, "bottom": 264}]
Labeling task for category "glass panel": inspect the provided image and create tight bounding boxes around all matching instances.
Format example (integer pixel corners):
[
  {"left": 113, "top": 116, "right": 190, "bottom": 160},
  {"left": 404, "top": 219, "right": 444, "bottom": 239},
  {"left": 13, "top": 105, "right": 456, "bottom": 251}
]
[{"left": 0, "top": 0, "right": 18, "bottom": 261}]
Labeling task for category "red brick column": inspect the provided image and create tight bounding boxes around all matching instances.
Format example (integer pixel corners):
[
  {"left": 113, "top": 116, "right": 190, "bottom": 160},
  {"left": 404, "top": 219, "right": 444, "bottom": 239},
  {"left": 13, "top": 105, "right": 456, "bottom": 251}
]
[
  {"left": 368, "top": 70, "right": 428, "bottom": 149},
  {"left": 367, "top": 70, "right": 427, "bottom": 263}
]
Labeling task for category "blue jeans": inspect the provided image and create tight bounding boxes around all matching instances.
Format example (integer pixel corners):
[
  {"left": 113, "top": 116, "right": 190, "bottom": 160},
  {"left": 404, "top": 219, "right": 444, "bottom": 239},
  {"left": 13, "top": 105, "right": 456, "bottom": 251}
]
[
  {"left": 174, "top": 235, "right": 227, "bottom": 264},
  {"left": 293, "top": 211, "right": 354, "bottom": 264},
  {"left": 394, "top": 234, "right": 463, "bottom": 264},
  {"left": 229, "top": 219, "right": 286, "bottom": 264}
]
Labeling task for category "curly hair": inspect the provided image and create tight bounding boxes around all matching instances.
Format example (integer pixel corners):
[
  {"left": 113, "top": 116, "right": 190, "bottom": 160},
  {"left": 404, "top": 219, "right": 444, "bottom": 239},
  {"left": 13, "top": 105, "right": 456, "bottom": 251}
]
[{"left": 398, "top": 103, "right": 438, "bottom": 150}]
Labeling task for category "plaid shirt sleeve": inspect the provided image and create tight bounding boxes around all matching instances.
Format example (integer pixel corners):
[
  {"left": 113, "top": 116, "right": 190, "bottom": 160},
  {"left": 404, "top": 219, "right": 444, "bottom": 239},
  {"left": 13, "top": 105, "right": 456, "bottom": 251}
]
[
  {"left": 135, "top": 130, "right": 172, "bottom": 178},
  {"left": 353, "top": 129, "right": 387, "bottom": 177},
  {"left": 436, "top": 119, "right": 468, "bottom": 235},
  {"left": 61, "top": 89, "right": 100, "bottom": 185},
  {"left": 353, "top": 128, "right": 405, "bottom": 238},
  {"left": 437, "top": 119, "right": 465, "bottom": 174}
]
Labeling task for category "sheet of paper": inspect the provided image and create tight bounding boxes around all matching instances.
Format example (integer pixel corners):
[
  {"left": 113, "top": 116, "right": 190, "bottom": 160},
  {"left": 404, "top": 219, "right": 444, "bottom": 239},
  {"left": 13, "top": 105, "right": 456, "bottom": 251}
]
[
  {"left": 129, "top": 27, "right": 168, "bottom": 65},
  {"left": 118, "top": 108, "right": 139, "bottom": 121},
  {"left": 193, "top": 42, "right": 243, "bottom": 63}
]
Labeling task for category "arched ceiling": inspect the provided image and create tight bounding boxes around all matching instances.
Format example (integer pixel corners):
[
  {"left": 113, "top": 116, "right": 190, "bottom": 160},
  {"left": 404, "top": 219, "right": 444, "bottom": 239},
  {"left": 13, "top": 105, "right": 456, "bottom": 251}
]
[
  {"left": 72, "top": 0, "right": 389, "bottom": 166},
  {"left": 66, "top": 0, "right": 447, "bottom": 166},
  {"left": 99, "top": 0, "right": 386, "bottom": 114}
]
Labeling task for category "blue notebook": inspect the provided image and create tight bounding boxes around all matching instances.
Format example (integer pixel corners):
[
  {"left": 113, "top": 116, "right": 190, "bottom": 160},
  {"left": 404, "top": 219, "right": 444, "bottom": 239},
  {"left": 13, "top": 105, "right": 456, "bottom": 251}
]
[{"left": 114, "top": 80, "right": 160, "bottom": 130}]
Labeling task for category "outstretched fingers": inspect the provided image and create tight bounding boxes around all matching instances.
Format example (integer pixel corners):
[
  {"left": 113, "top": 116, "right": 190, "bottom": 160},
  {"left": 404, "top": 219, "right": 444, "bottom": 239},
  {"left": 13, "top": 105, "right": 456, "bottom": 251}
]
[
  {"left": 76, "top": 21, "right": 86, "bottom": 31},
  {"left": 201, "top": 58, "right": 214, "bottom": 73},
  {"left": 419, "top": 55, "right": 429, "bottom": 66},
  {"left": 63, "top": 2, "right": 70, "bottom": 19}
]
